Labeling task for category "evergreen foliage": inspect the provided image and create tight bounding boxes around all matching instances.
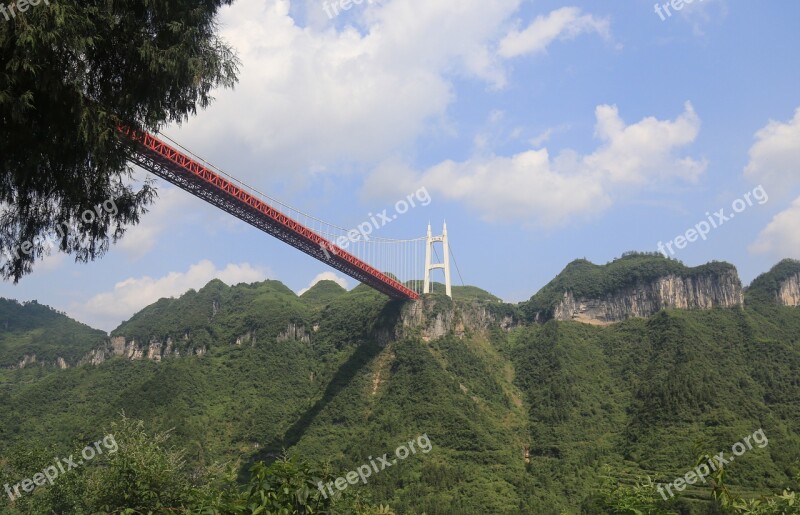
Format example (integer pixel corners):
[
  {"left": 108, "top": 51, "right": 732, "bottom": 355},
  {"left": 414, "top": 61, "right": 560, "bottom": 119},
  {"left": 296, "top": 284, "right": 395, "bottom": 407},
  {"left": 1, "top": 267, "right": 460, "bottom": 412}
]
[
  {"left": 0, "top": 0, "right": 238, "bottom": 282},
  {"left": 1, "top": 260, "right": 799, "bottom": 513},
  {"left": 0, "top": 298, "right": 107, "bottom": 367},
  {"left": 746, "top": 259, "right": 800, "bottom": 305},
  {"left": 521, "top": 252, "right": 737, "bottom": 321}
]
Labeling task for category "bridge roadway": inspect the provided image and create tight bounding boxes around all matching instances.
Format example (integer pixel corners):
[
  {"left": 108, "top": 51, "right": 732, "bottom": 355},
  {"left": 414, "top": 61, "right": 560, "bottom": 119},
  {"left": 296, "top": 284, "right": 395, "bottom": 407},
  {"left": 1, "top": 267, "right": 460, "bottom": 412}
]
[{"left": 119, "top": 126, "right": 419, "bottom": 301}]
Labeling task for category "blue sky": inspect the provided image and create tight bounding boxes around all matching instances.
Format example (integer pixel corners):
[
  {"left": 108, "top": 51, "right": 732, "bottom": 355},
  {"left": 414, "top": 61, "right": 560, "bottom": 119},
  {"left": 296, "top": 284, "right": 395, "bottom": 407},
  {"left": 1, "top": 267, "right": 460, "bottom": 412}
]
[{"left": 2, "top": 0, "right": 799, "bottom": 331}]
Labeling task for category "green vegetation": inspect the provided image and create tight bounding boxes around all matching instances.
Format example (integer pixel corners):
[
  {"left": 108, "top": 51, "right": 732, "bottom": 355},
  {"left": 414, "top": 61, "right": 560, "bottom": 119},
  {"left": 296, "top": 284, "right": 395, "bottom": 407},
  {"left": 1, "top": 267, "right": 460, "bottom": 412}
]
[
  {"left": 746, "top": 259, "right": 800, "bottom": 305},
  {"left": 0, "top": 0, "right": 238, "bottom": 282},
  {"left": 406, "top": 281, "right": 502, "bottom": 303},
  {"left": 112, "top": 279, "right": 311, "bottom": 351},
  {"left": 0, "top": 416, "right": 390, "bottom": 514},
  {"left": 1, "top": 259, "right": 800, "bottom": 513},
  {"left": 507, "top": 307, "right": 800, "bottom": 512},
  {"left": 520, "top": 252, "right": 738, "bottom": 321},
  {"left": 300, "top": 280, "right": 348, "bottom": 311},
  {"left": 0, "top": 298, "right": 107, "bottom": 368}
]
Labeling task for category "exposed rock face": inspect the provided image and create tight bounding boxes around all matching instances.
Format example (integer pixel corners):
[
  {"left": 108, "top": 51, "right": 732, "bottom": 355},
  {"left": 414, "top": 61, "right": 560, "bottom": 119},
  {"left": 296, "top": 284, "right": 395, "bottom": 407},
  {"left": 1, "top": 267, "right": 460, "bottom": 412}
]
[
  {"left": 13, "top": 354, "right": 72, "bottom": 369},
  {"left": 402, "top": 299, "right": 453, "bottom": 341},
  {"left": 778, "top": 273, "right": 800, "bottom": 306},
  {"left": 235, "top": 332, "right": 256, "bottom": 346},
  {"left": 80, "top": 335, "right": 205, "bottom": 365},
  {"left": 146, "top": 341, "right": 162, "bottom": 362},
  {"left": 400, "top": 296, "right": 517, "bottom": 342},
  {"left": 17, "top": 354, "right": 37, "bottom": 368},
  {"left": 81, "top": 348, "right": 107, "bottom": 366},
  {"left": 276, "top": 324, "right": 310, "bottom": 344},
  {"left": 553, "top": 271, "right": 744, "bottom": 324}
]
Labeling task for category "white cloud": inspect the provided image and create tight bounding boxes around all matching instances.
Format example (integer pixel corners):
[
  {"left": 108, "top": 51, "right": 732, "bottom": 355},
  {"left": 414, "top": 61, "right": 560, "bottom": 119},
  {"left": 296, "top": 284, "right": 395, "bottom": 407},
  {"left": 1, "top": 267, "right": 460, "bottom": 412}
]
[
  {"left": 363, "top": 102, "right": 705, "bottom": 226},
  {"left": 171, "top": 0, "right": 613, "bottom": 175},
  {"left": 749, "top": 197, "right": 800, "bottom": 259},
  {"left": 744, "top": 107, "right": 800, "bottom": 193},
  {"left": 70, "top": 260, "right": 271, "bottom": 331},
  {"left": 499, "top": 7, "right": 611, "bottom": 58},
  {"left": 584, "top": 102, "right": 705, "bottom": 184},
  {"left": 298, "top": 271, "right": 349, "bottom": 295}
]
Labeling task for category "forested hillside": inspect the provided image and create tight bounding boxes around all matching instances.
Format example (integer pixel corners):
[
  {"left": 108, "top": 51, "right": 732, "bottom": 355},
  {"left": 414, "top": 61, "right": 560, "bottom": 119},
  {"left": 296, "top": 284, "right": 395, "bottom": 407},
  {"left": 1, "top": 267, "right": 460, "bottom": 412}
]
[
  {"left": 1, "top": 257, "right": 799, "bottom": 513},
  {"left": 0, "top": 299, "right": 108, "bottom": 369}
]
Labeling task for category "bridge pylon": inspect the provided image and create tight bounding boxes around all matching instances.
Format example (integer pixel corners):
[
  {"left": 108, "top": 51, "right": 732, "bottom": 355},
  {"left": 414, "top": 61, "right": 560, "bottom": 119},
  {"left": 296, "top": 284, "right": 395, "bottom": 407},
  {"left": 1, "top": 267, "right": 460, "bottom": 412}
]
[{"left": 423, "top": 222, "right": 452, "bottom": 298}]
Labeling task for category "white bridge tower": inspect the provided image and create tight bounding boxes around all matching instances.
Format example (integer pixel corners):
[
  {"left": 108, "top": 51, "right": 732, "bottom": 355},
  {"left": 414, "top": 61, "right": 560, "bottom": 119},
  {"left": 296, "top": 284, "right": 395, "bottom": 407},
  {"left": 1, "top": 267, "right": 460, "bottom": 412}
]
[{"left": 423, "top": 222, "right": 452, "bottom": 298}]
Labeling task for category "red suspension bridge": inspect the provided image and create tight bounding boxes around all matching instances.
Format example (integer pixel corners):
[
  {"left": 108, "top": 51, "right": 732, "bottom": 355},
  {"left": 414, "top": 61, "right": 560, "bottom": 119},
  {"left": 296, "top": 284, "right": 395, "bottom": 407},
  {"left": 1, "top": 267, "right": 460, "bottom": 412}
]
[{"left": 119, "top": 127, "right": 458, "bottom": 300}]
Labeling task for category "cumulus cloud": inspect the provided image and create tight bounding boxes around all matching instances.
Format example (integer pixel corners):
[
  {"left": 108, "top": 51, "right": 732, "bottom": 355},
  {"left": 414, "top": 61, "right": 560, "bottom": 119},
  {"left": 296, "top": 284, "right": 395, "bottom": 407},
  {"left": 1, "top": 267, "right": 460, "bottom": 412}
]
[
  {"left": 70, "top": 261, "right": 271, "bottom": 331},
  {"left": 744, "top": 107, "right": 800, "bottom": 193},
  {"left": 498, "top": 7, "right": 611, "bottom": 58},
  {"left": 363, "top": 102, "right": 706, "bottom": 226},
  {"left": 749, "top": 197, "right": 800, "bottom": 259},
  {"left": 298, "top": 271, "right": 349, "bottom": 296},
  {"left": 171, "top": 0, "right": 613, "bottom": 175}
]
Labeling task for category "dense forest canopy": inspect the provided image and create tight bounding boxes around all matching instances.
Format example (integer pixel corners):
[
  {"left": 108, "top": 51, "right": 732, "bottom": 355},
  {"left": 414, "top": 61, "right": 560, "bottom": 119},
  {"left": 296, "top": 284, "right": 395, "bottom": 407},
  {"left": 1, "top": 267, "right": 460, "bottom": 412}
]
[{"left": 0, "top": 0, "right": 238, "bottom": 283}]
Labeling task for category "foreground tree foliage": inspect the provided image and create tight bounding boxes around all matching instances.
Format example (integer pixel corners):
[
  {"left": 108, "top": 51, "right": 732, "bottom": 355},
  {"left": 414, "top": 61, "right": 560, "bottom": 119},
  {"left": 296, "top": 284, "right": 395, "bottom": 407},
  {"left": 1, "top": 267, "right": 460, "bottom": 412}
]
[
  {"left": 2, "top": 415, "right": 795, "bottom": 513},
  {"left": 0, "top": 416, "right": 391, "bottom": 514},
  {"left": 585, "top": 464, "right": 800, "bottom": 515},
  {"left": 0, "top": 0, "right": 238, "bottom": 282}
]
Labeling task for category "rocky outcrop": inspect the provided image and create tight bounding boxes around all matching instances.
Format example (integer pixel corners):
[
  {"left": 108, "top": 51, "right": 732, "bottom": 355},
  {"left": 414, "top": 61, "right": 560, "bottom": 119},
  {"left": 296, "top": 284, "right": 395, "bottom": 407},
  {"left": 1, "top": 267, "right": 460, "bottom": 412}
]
[
  {"left": 276, "top": 324, "right": 310, "bottom": 344},
  {"left": 11, "top": 354, "right": 73, "bottom": 369},
  {"left": 553, "top": 271, "right": 744, "bottom": 324},
  {"left": 235, "top": 332, "right": 257, "bottom": 346},
  {"left": 82, "top": 348, "right": 107, "bottom": 366},
  {"left": 400, "top": 296, "right": 518, "bottom": 342},
  {"left": 17, "top": 354, "right": 37, "bottom": 368},
  {"left": 79, "top": 335, "right": 205, "bottom": 365},
  {"left": 778, "top": 273, "right": 800, "bottom": 307}
]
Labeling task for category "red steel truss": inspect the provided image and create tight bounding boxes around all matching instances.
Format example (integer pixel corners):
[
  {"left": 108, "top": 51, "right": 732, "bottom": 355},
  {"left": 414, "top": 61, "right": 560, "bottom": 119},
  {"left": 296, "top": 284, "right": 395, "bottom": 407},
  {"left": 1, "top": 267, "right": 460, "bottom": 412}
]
[{"left": 119, "top": 127, "right": 419, "bottom": 300}]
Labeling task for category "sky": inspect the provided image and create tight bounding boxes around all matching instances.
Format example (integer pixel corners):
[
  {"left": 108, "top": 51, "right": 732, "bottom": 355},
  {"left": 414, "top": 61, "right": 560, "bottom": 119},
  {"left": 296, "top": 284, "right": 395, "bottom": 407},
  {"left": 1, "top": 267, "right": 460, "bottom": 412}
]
[{"left": 2, "top": 0, "right": 799, "bottom": 331}]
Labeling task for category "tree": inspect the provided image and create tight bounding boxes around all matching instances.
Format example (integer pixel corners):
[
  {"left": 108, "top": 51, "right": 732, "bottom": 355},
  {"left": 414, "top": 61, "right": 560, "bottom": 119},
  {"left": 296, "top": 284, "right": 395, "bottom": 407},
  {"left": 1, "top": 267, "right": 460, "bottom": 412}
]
[{"left": 0, "top": 0, "right": 239, "bottom": 282}]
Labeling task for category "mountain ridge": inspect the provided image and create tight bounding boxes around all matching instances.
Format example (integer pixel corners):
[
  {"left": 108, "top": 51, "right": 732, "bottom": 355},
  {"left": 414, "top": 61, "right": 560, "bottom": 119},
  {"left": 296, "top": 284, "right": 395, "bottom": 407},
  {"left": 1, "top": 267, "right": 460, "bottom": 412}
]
[
  {"left": 2, "top": 254, "right": 800, "bottom": 512},
  {"left": 4, "top": 254, "right": 799, "bottom": 370}
]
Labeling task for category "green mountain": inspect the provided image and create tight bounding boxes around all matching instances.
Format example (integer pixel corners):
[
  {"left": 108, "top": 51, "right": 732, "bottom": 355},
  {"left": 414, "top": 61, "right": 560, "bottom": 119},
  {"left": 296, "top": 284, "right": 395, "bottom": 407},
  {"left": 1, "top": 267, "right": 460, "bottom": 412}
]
[
  {"left": 300, "top": 279, "right": 348, "bottom": 311},
  {"left": 521, "top": 252, "right": 742, "bottom": 323},
  {"left": 1, "top": 256, "right": 800, "bottom": 513},
  {"left": 109, "top": 278, "right": 310, "bottom": 352},
  {"left": 746, "top": 258, "right": 800, "bottom": 305},
  {"left": 0, "top": 298, "right": 108, "bottom": 369}
]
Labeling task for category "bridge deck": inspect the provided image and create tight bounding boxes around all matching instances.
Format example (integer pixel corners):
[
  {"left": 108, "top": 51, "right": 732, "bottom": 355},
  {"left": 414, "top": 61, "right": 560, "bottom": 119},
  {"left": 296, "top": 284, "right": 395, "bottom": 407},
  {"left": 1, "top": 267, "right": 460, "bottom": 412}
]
[{"left": 119, "top": 127, "right": 419, "bottom": 301}]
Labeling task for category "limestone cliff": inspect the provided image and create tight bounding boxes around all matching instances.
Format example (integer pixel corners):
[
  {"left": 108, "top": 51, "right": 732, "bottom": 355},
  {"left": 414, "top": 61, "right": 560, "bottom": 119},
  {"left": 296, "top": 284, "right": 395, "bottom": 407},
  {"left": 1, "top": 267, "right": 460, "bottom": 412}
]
[
  {"left": 746, "top": 259, "right": 800, "bottom": 307},
  {"left": 14, "top": 354, "right": 71, "bottom": 370},
  {"left": 523, "top": 254, "right": 744, "bottom": 325},
  {"left": 276, "top": 324, "right": 311, "bottom": 344},
  {"left": 551, "top": 271, "right": 743, "bottom": 324},
  {"left": 778, "top": 272, "right": 800, "bottom": 307},
  {"left": 399, "top": 295, "right": 517, "bottom": 341},
  {"left": 79, "top": 335, "right": 207, "bottom": 365}
]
